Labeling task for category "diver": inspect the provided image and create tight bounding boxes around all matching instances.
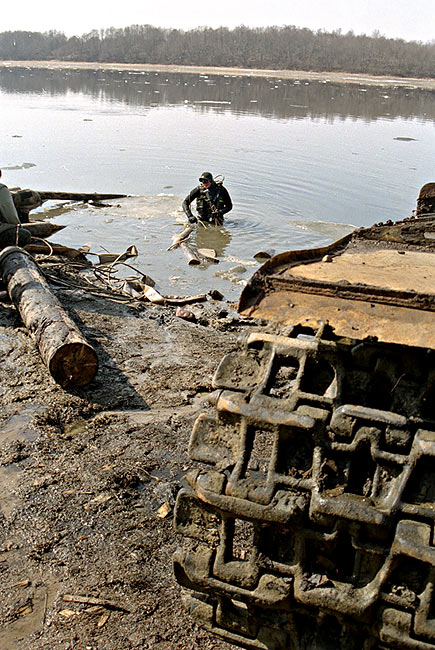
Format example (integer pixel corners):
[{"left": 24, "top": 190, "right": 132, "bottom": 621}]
[{"left": 182, "top": 172, "right": 232, "bottom": 226}]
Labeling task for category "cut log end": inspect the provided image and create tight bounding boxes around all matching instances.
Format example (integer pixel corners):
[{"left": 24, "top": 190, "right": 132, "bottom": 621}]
[{"left": 49, "top": 342, "right": 99, "bottom": 388}]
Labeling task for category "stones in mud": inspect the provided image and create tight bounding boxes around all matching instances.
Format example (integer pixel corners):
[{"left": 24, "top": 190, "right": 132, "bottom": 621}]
[
  {"left": 175, "top": 306, "right": 196, "bottom": 321},
  {"left": 208, "top": 289, "right": 224, "bottom": 301}
]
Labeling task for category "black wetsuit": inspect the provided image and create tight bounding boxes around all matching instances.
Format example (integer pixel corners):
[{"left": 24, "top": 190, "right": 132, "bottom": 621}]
[{"left": 182, "top": 181, "right": 232, "bottom": 224}]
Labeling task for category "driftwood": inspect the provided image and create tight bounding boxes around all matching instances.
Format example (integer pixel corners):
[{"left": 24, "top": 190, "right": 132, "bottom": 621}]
[
  {"left": 168, "top": 224, "right": 218, "bottom": 266},
  {"left": 25, "top": 241, "right": 90, "bottom": 263},
  {"left": 165, "top": 294, "right": 207, "bottom": 305},
  {"left": 62, "top": 594, "right": 128, "bottom": 611},
  {"left": 180, "top": 242, "right": 219, "bottom": 266},
  {"left": 22, "top": 221, "right": 66, "bottom": 239},
  {"left": 180, "top": 241, "right": 201, "bottom": 265},
  {"left": 37, "top": 191, "right": 128, "bottom": 203},
  {"left": 0, "top": 246, "right": 98, "bottom": 387},
  {"left": 118, "top": 279, "right": 165, "bottom": 304},
  {"left": 167, "top": 224, "right": 195, "bottom": 251}
]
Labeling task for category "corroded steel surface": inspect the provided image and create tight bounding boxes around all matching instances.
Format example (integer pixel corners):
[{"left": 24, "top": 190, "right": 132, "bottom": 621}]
[
  {"left": 174, "top": 211, "right": 435, "bottom": 649},
  {"left": 174, "top": 331, "right": 435, "bottom": 649},
  {"left": 238, "top": 215, "right": 435, "bottom": 349}
]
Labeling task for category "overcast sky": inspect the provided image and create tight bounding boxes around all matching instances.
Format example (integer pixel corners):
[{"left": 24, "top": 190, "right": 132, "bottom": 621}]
[{"left": 3, "top": 0, "right": 434, "bottom": 43}]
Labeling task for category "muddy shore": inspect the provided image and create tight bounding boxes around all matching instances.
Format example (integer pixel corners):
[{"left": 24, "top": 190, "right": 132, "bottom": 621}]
[
  {"left": 1, "top": 59, "right": 434, "bottom": 90},
  {"left": 0, "top": 280, "right": 269, "bottom": 649},
  {"left": 1, "top": 58, "right": 433, "bottom": 649}
]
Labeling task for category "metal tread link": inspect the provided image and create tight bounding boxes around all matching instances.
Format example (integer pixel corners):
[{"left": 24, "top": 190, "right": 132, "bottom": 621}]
[{"left": 173, "top": 331, "right": 435, "bottom": 649}]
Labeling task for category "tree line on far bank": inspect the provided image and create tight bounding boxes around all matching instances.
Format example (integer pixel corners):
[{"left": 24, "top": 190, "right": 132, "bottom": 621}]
[{"left": 0, "top": 25, "right": 434, "bottom": 79}]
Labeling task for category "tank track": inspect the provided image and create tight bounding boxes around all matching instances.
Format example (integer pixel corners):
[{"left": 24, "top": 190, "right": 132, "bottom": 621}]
[{"left": 173, "top": 327, "right": 435, "bottom": 649}]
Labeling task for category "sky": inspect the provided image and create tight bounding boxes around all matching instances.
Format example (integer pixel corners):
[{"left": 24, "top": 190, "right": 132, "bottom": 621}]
[{"left": 3, "top": 0, "right": 435, "bottom": 43}]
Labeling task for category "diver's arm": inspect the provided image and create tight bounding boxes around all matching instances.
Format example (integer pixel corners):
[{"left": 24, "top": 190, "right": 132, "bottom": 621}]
[
  {"left": 220, "top": 186, "right": 233, "bottom": 215},
  {"left": 182, "top": 187, "right": 200, "bottom": 222}
]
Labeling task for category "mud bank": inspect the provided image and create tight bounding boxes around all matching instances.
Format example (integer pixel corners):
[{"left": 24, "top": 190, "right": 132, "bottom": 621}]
[
  {"left": 0, "top": 287, "right": 265, "bottom": 649},
  {"left": 1, "top": 60, "right": 434, "bottom": 90}
]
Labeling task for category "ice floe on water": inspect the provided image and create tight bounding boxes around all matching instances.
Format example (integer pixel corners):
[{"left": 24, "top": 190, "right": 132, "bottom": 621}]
[
  {"left": 193, "top": 100, "right": 231, "bottom": 104},
  {"left": 287, "top": 220, "right": 356, "bottom": 241},
  {"left": 4, "top": 162, "right": 36, "bottom": 170}
]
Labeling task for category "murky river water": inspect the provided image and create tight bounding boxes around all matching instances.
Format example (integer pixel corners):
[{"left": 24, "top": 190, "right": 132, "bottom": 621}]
[{"left": 1, "top": 66, "right": 434, "bottom": 301}]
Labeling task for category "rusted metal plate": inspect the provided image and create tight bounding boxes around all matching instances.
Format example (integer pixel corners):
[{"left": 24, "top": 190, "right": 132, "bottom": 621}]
[
  {"left": 239, "top": 216, "right": 435, "bottom": 349},
  {"left": 288, "top": 249, "right": 434, "bottom": 294},
  {"left": 241, "top": 289, "right": 435, "bottom": 349}
]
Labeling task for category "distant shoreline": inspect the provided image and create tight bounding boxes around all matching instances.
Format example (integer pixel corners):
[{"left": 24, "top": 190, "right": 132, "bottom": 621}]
[{"left": 1, "top": 59, "right": 435, "bottom": 90}]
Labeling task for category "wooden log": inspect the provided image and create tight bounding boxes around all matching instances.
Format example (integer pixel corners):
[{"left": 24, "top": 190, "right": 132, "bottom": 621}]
[
  {"left": 180, "top": 242, "right": 219, "bottom": 265},
  {"left": 167, "top": 224, "right": 195, "bottom": 251},
  {"left": 22, "top": 221, "right": 66, "bottom": 239},
  {"left": 0, "top": 246, "right": 98, "bottom": 387},
  {"left": 180, "top": 241, "right": 201, "bottom": 265},
  {"left": 37, "top": 191, "right": 128, "bottom": 203}
]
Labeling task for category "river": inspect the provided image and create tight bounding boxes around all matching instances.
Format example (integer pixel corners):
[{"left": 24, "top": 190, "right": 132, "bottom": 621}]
[{"left": 1, "top": 65, "right": 434, "bottom": 301}]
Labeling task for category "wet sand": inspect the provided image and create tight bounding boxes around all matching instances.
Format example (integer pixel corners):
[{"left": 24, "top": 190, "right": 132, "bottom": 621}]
[{"left": 1, "top": 59, "right": 434, "bottom": 90}]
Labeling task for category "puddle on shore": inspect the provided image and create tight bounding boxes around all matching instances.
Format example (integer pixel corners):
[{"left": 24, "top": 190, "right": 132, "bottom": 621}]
[
  {"left": 0, "top": 463, "right": 24, "bottom": 519},
  {"left": 63, "top": 420, "right": 87, "bottom": 436},
  {"left": 2, "top": 406, "right": 41, "bottom": 444},
  {"left": 0, "top": 404, "right": 62, "bottom": 649},
  {"left": 0, "top": 406, "right": 42, "bottom": 519},
  {"left": 1, "top": 579, "right": 60, "bottom": 650}
]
